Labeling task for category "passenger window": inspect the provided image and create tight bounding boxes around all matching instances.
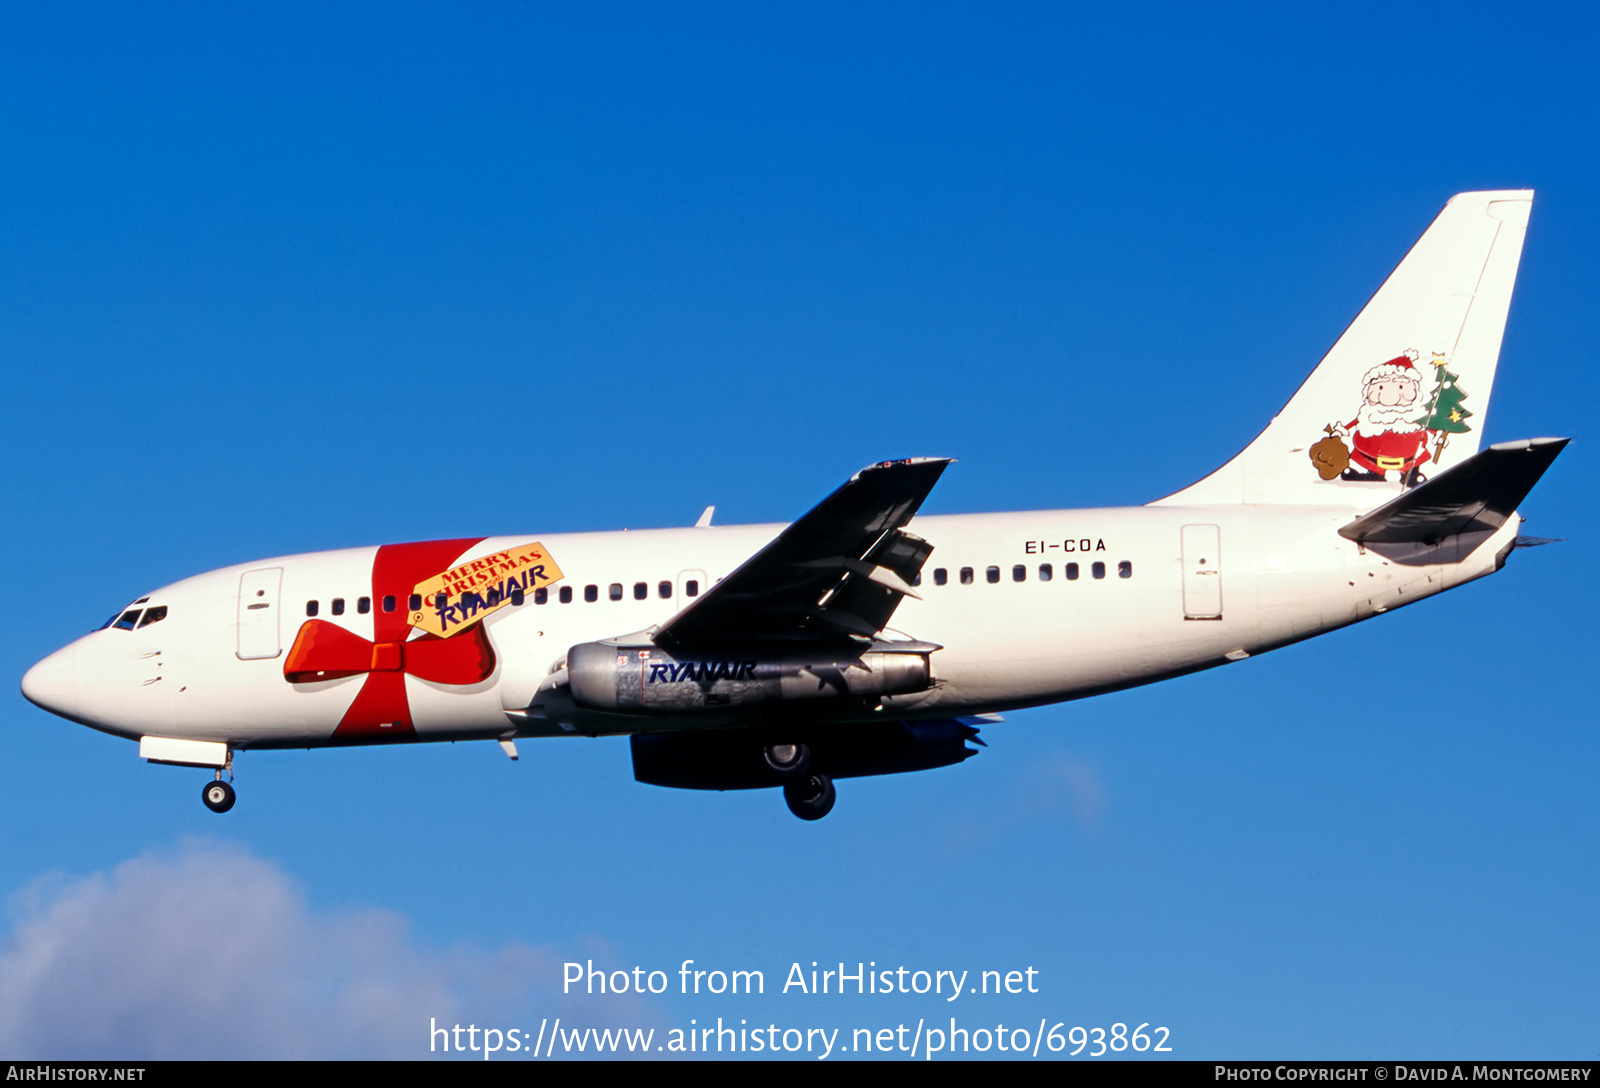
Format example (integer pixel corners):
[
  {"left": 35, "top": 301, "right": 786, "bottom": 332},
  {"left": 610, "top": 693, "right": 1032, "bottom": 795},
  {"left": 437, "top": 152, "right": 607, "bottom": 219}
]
[
  {"left": 986, "top": 566, "right": 1000, "bottom": 584},
  {"left": 934, "top": 568, "right": 948, "bottom": 586},
  {"left": 1066, "top": 563, "right": 1079, "bottom": 581},
  {"left": 114, "top": 609, "right": 141, "bottom": 631},
  {"left": 1092, "top": 561, "right": 1106, "bottom": 579},
  {"left": 658, "top": 580, "right": 672, "bottom": 599},
  {"left": 408, "top": 594, "right": 422, "bottom": 612},
  {"left": 331, "top": 598, "right": 345, "bottom": 616},
  {"left": 559, "top": 586, "right": 573, "bottom": 604},
  {"left": 960, "top": 567, "right": 974, "bottom": 585},
  {"left": 634, "top": 582, "right": 647, "bottom": 600},
  {"left": 910, "top": 571, "right": 922, "bottom": 587},
  {"left": 435, "top": 593, "right": 448, "bottom": 609},
  {"left": 1039, "top": 564, "right": 1053, "bottom": 581},
  {"left": 357, "top": 597, "right": 371, "bottom": 614},
  {"left": 306, "top": 601, "right": 319, "bottom": 617},
  {"left": 510, "top": 586, "right": 525, "bottom": 605},
  {"left": 137, "top": 606, "right": 168, "bottom": 628},
  {"left": 534, "top": 587, "right": 547, "bottom": 604},
  {"left": 382, "top": 595, "right": 396, "bottom": 613},
  {"left": 1119, "top": 560, "right": 1133, "bottom": 579},
  {"left": 686, "top": 580, "right": 700, "bottom": 597},
  {"left": 1012, "top": 565, "right": 1026, "bottom": 582},
  {"left": 585, "top": 585, "right": 599, "bottom": 603},
  {"left": 609, "top": 583, "right": 623, "bottom": 601}
]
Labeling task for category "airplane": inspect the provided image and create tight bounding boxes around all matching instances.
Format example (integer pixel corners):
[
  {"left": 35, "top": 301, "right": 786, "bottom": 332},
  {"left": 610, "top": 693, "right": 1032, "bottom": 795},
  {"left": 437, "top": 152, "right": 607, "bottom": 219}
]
[{"left": 20, "top": 190, "right": 1566, "bottom": 821}]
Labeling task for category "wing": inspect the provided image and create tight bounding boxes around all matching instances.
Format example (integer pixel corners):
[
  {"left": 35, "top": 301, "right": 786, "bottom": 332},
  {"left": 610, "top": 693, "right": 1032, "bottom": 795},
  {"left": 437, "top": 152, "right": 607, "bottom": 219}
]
[{"left": 653, "top": 458, "right": 952, "bottom": 649}]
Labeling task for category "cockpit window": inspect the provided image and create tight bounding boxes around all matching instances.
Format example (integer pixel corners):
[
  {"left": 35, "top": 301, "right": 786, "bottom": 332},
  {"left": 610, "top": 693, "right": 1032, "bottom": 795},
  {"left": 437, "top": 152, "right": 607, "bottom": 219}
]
[{"left": 101, "top": 596, "right": 161, "bottom": 632}]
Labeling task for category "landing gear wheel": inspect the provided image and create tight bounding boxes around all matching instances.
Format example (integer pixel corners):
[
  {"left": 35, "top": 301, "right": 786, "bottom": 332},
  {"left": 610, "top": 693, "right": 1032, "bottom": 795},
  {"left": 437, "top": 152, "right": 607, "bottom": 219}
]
[
  {"left": 762, "top": 743, "right": 811, "bottom": 778},
  {"left": 202, "top": 780, "right": 236, "bottom": 813},
  {"left": 783, "top": 774, "right": 835, "bottom": 821}
]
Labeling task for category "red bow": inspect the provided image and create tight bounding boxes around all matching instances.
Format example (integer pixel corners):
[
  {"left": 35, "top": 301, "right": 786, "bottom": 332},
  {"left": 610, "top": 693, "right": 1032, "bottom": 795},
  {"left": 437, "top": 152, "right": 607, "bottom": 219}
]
[
  {"left": 283, "top": 621, "right": 496, "bottom": 738},
  {"left": 282, "top": 538, "right": 490, "bottom": 740},
  {"left": 284, "top": 620, "right": 496, "bottom": 685}
]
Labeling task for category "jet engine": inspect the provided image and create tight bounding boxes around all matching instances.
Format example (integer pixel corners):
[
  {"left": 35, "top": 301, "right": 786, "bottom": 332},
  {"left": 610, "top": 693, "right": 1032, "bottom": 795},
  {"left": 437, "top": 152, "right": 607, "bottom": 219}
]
[{"left": 565, "top": 641, "right": 934, "bottom": 714}]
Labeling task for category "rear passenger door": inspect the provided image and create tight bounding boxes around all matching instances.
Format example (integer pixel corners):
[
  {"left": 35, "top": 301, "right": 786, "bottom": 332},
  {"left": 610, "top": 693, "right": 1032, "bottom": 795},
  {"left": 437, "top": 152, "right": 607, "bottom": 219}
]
[{"left": 1181, "top": 525, "right": 1222, "bottom": 620}]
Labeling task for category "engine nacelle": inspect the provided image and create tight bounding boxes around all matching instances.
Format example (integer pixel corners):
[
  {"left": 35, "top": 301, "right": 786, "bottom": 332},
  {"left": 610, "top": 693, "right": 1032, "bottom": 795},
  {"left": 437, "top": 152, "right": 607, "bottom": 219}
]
[{"left": 566, "top": 642, "right": 932, "bottom": 715}]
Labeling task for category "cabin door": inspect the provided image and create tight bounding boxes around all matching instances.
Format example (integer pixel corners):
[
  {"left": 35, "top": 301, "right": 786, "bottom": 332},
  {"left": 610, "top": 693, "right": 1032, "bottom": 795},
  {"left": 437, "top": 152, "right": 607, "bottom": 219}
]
[
  {"left": 237, "top": 568, "right": 284, "bottom": 659},
  {"left": 1181, "top": 525, "right": 1222, "bottom": 620}
]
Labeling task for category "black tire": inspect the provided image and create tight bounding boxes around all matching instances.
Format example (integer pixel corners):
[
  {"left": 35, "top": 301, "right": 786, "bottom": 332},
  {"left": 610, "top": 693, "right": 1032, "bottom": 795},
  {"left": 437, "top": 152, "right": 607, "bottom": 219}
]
[
  {"left": 762, "top": 742, "right": 810, "bottom": 778},
  {"left": 783, "top": 774, "right": 835, "bottom": 821},
  {"left": 202, "top": 780, "right": 236, "bottom": 814}
]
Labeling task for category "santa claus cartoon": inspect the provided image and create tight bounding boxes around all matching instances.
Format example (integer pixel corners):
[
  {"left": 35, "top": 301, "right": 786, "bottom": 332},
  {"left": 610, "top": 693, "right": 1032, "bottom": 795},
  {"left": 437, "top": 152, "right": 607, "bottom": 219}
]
[{"left": 1337, "top": 351, "right": 1434, "bottom": 482}]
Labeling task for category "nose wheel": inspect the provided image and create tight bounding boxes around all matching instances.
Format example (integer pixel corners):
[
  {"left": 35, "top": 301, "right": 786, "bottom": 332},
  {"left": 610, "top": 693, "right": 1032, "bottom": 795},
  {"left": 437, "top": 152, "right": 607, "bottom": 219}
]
[{"left": 202, "top": 778, "right": 236, "bottom": 813}]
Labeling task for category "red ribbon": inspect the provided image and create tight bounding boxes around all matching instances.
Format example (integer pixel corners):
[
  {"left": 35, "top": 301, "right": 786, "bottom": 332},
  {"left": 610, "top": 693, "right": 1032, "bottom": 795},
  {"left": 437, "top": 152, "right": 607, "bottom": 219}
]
[{"left": 282, "top": 538, "right": 490, "bottom": 740}]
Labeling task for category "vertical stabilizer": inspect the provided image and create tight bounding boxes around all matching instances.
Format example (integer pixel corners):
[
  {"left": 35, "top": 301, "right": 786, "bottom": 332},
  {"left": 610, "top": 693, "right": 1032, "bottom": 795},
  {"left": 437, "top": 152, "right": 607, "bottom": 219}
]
[{"left": 1153, "top": 191, "right": 1532, "bottom": 508}]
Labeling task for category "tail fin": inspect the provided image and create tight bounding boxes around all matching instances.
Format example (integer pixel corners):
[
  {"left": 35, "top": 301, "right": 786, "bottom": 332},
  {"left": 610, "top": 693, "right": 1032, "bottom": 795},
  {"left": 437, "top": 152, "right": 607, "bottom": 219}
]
[{"left": 1154, "top": 191, "right": 1533, "bottom": 507}]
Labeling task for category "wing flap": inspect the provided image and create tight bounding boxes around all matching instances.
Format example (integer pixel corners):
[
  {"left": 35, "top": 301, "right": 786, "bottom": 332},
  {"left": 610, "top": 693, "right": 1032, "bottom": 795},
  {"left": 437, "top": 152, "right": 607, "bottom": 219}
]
[{"left": 1337, "top": 437, "right": 1567, "bottom": 545}]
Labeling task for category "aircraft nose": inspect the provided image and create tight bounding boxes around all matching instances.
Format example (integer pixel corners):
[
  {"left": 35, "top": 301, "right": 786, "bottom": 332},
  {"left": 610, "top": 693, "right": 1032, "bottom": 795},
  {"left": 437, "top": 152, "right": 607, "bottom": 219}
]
[{"left": 21, "top": 644, "right": 78, "bottom": 718}]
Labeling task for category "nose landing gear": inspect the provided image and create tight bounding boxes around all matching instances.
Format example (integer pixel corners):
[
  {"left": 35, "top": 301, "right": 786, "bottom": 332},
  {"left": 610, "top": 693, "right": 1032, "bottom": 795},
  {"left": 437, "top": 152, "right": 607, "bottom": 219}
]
[
  {"left": 202, "top": 750, "right": 236, "bottom": 813},
  {"left": 202, "top": 777, "right": 236, "bottom": 813}
]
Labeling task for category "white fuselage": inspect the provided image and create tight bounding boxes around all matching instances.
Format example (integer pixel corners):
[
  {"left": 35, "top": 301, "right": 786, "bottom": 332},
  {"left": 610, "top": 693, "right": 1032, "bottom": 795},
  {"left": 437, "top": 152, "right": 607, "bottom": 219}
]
[{"left": 29, "top": 503, "right": 1518, "bottom": 750}]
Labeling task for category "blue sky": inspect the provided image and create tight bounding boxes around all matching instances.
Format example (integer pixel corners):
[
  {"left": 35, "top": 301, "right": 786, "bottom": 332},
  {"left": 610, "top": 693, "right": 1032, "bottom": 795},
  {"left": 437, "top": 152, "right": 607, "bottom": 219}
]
[{"left": 1, "top": 1, "right": 1596, "bottom": 1059}]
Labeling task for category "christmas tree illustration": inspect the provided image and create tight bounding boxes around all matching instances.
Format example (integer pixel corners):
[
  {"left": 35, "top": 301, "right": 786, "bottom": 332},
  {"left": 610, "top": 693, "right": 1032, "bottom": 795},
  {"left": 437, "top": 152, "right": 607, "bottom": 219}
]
[{"left": 1413, "top": 353, "right": 1472, "bottom": 482}]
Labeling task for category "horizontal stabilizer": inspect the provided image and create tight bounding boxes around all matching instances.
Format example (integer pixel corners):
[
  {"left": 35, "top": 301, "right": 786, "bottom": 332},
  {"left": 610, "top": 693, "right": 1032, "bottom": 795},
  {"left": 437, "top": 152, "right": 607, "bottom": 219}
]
[{"left": 1338, "top": 438, "right": 1567, "bottom": 545}]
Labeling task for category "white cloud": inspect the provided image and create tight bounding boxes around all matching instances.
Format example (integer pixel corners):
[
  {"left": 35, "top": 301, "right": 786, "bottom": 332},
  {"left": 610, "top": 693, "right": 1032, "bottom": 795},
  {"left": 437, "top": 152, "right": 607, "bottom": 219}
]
[
  {"left": 0, "top": 841, "right": 632, "bottom": 1059},
  {"left": 1032, "top": 755, "right": 1108, "bottom": 829},
  {"left": 933, "top": 754, "right": 1110, "bottom": 859}
]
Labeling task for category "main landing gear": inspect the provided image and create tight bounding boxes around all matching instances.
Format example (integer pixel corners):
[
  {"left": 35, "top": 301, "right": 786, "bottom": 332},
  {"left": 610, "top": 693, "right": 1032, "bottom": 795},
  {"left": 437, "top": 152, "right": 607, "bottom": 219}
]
[
  {"left": 762, "top": 742, "right": 810, "bottom": 777},
  {"left": 783, "top": 773, "right": 836, "bottom": 821},
  {"left": 762, "top": 742, "right": 834, "bottom": 820}
]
